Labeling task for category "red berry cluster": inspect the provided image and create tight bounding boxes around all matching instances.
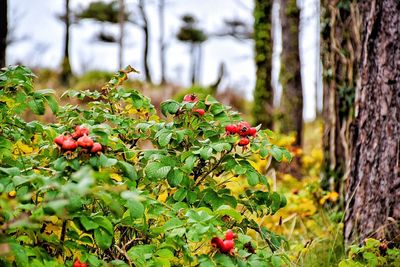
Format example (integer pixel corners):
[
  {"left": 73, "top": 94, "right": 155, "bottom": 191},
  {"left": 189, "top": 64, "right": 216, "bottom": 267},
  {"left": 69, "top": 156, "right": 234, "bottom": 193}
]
[
  {"left": 211, "top": 229, "right": 237, "bottom": 256},
  {"left": 54, "top": 125, "right": 102, "bottom": 154},
  {"left": 72, "top": 258, "right": 87, "bottom": 267},
  {"left": 225, "top": 121, "right": 257, "bottom": 147},
  {"left": 183, "top": 94, "right": 205, "bottom": 116}
]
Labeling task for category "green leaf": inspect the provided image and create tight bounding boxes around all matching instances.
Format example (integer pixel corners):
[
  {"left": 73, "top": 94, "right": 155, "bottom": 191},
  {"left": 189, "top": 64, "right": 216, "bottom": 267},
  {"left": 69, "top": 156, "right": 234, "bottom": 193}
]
[
  {"left": 271, "top": 192, "right": 282, "bottom": 214},
  {"left": 127, "top": 244, "right": 156, "bottom": 261},
  {"left": 94, "top": 227, "right": 113, "bottom": 250},
  {"left": 215, "top": 205, "right": 242, "bottom": 222},
  {"left": 93, "top": 216, "right": 114, "bottom": 235},
  {"left": 270, "top": 146, "right": 283, "bottom": 162},
  {"left": 161, "top": 100, "right": 180, "bottom": 117},
  {"left": 260, "top": 147, "right": 269, "bottom": 158},
  {"left": 126, "top": 199, "right": 144, "bottom": 219},
  {"left": 10, "top": 243, "right": 29, "bottom": 267},
  {"left": 28, "top": 98, "right": 45, "bottom": 115},
  {"left": 199, "top": 146, "right": 213, "bottom": 160},
  {"left": 155, "top": 248, "right": 174, "bottom": 259},
  {"left": 45, "top": 95, "right": 59, "bottom": 113},
  {"left": 158, "top": 132, "right": 172, "bottom": 147},
  {"left": 80, "top": 216, "right": 99, "bottom": 231},
  {"left": 0, "top": 167, "right": 20, "bottom": 176},
  {"left": 282, "top": 149, "right": 292, "bottom": 162},
  {"left": 173, "top": 188, "right": 187, "bottom": 202},
  {"left": 246, "top": 171, "right": 260, "bottom": 186},
  {"left": 99, "top": 154, "right": 118, "bottom": 167},
  {"left": 117, "top": 161, "right": 138, "bottom": 180},
  {"left": 167, "top": 169, "right": 184, "bottom": 187},
  {"left": 145, "top": 162, "right": 171, "bottom": 180}
]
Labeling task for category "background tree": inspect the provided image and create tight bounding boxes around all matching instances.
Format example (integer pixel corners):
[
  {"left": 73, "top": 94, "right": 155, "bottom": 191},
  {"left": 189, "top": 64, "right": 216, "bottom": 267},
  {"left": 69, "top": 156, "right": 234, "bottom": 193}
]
[
  {"left": 158, "top": 0, "right": 167, "bottom": 84},
  {"left": 176, "top": 14, "right": 207, "bottom": 85},
  {"left": 76, "top": 1, "right": 129, "bottom": 69},
  {"left": 279, "top": 0, "right": 303, "bottom": 147},
  {"left": 320, "top": 0, "right": 360, "bottom": 193},
  {"left": 0, "top": 0, "right": 7, "bottom": 67},
  {"left": 137, "top": 0, "right": 152, "bottom": 83},
  {"left": 252, "top": 0, "right": 273, "bottom": 129},
  {"left": 60, "top": 0, "right": 72, "bottom": 84},
  {"left": 345, "top": 0, "right": 400, "bottom": 244}
]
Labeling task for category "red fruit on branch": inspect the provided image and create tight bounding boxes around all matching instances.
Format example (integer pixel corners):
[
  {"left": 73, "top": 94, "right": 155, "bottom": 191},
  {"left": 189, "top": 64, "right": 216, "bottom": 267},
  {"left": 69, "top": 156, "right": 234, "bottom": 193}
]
[
  {"left": 72, "top": 259, "right": 87, "bottom": 267},
  {"left": 248, "top": 127, "right": 257, "bottom": 137},
  {"left": 183, "top": 94, "right": 198, "bottom": 103},
  {"left": 91, "top": 142, "right": 102, "bottom": 153},
  {"left": 193, "top": 109, "right": 205, "bottom": 116},
  {"left": 72, "top": 125, "right": 89, "bottom": 139},
  {"left": 62, "top": 139, "right": 77, "bottom": 151},
  {"left": 211, "top": 237, "right": 224, "bottom": 248},
  {"left": 225, "top": 124, "right": 238, "bottom": 134},
  {"left": 238, "top": 137, "right": 250, "bottom": 146},
  {"left": 225, "top": 229, "right": 237, "bottom": 240},
  {"left": 54, "top": 135, "right": 66, "bottom": 146},
  {"left": 220, "top": 240, "right": 235, "bottom": 253},
  {"left": 77, "top": 135, "right": 94, "bottom": 148},
  {"left": 237, "top": 121, "right": 251, "bottom": 136}
]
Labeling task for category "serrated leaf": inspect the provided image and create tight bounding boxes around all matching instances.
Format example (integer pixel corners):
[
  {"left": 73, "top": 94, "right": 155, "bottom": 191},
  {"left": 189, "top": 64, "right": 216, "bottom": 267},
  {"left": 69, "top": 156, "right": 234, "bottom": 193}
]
[
  {"left": 94, "top": 227, "right": 113, "bottom": 250},
  {"left": 145, "top": 162, "right": 171, "bottom": 180},
  {"left": 117, "top": 161, "right": 138, "bottom": 180},
  {"left": 215, "top": 205, "right": 242, "bottom": 222},
  {"left": 270, "top": 146, "right": 283, "bottom": 162},
  {"left": 158, "top": 132, "right": 172, "bottom": 147},
  {"left": 173, "top": 188, "right": 187, "bottom": 202},
  {"left": 126, "top": 199, "right": 144, "bottom": 219},
  {"left": 246, "top": 171, "right": 259, "bottom": 186},
  {"left": 161, "top": 100, "right": 180, "bottom": 117}
]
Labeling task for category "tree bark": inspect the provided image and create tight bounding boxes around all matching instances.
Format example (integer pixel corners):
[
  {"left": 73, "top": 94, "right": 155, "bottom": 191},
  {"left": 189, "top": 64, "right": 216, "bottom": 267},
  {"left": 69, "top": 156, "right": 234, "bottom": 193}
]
[
  {"left": 320, "top": 0, "right": 360, "bottom": 193},
  {"left": 61, "top": 0, "right": 72, "bottom": 85},
  {"left": 190, "top": 44, "right": 196, "bottom": 85},
  {"left": 138, "top": 0, "right": 152, "bottom": 83},
  {"left": 345, "top": 0, "right": 400, "bottom": 244},
  {"left": 252, "top": 0, "right": 274, "bottom": 130},
  {"left": 279, "top": 0, "right": 303, "bottom": 147},
  {"left": 118, "top": 0, "right": 125, "bottom": 69},
  {"left": 159, "top": 0, "right": 166, "bottom": 84},
  {"left": 0, "top": 0, "right": 7, "bottom": 67}
]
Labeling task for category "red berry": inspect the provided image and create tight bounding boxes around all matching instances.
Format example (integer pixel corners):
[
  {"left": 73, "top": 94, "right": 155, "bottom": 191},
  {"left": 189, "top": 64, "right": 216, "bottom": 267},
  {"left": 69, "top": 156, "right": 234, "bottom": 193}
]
[
  {"left": 72, "top": 125, "right": 89, "bottom": 139},
  {"left": 220, "top": 239, "right": 235, "bottom": 253},
  {"left": 193, "top": 109, "right": 205, "bottom": 116},
  {"left": 211, "top": 237, "right": 224, "bottom": 248},
  {"left": 54, "top": 135, "right": 66, "bottom": 146},
  {"left": 62, "top": 139, "right": 77, "bottom": 151},
  {"left": 91, "top": 142, "right": 102, "bottom": 153},
  {"left": 238, "top": 137, "right": 250, "bottom": 146},
  {"left": 225, "top": 229, "right": 237, "bottom": 240},
  {"left": 183, "top": 94, "right": 198, "bottom": 103},
  {"left": 77, "top": 135, "right": 94, "bottom": 148},
  {"left": 225, "top": 124, "right": 238, "bottom": 134},
  {"left": 248, "top": 127, "right": 257, "bottom": 137},
  {"left": 237, "top": 121, "right": 251, "bottom": 136},
  {"left": 73, "top": 259, "right": 87, "bottom": 267}
]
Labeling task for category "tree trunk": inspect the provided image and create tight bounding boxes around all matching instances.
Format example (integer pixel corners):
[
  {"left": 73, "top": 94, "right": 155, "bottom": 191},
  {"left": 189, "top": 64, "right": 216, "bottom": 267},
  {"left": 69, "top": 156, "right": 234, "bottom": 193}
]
[
  {"left": 61, "top": 0, "right": 72, "bottom": 85},
  {"left": 159, "top": 0, "right": 166, "bottom": 84},
  {"left": 252, "top": 0, "right": 274, "bottom": 130},
  {"left": 138, "top": 0, "right": 152, "bottom": 83},
  {"left": 0, "top": 0, "right": 7, "bottom": 67},
  {"left": 321, "top": 0, "right": 360, "bottom": 193},
  {"left": 345, "top": 0, "right": 400, "bottom": 244},
  {"left": 279, "top": 0, "right": 303, "bottom": 147},
  {"left": 190, "top": 44, "right": 196, "bottom": 85},
  {"left": 118, "top": 0, "right": 125, "bottom": 69}
]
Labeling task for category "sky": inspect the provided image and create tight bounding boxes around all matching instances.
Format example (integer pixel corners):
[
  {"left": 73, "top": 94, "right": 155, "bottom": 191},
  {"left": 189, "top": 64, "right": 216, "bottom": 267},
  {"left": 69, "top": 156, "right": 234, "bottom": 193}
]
[{"left": 7, "top": 0, "right": 321, "bottom": 121}]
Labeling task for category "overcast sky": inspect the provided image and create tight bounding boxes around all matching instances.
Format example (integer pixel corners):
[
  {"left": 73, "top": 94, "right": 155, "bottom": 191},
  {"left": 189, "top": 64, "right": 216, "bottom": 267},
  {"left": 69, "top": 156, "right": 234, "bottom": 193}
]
[{"left": 7, "top": 0, "right": 321, "bottom": 121}]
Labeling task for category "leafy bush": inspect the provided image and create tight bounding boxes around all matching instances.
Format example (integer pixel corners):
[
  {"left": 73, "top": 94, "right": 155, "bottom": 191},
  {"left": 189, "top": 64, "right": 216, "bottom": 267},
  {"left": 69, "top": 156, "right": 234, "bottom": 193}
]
[
  {"left": 339, "top": 239, "right": 400, "bottom": 267},
  {"left": 0, "top": 66, "right": 292, "bottom": 266}
]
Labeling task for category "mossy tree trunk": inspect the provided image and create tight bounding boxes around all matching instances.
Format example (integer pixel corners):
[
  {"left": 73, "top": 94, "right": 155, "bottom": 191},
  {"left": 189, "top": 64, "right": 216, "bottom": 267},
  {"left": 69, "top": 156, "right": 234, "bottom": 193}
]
[
  {"left": 0, "top": 0, "right": 7, "bottom": 67},
  {"left": 320, "top": 0, "right": 360, "bottom": 193},
  {"left": 279, "top": 0, "right": 303, "bottom": 147},
  {"left": 252, "top": 0, "right": 274, "bottom": 130},
  {"left": 345, "top": 0, "right": 400, "bottom": 245},
  {"left": 61, "top": 0, "right": 72, "bottom": 85}
]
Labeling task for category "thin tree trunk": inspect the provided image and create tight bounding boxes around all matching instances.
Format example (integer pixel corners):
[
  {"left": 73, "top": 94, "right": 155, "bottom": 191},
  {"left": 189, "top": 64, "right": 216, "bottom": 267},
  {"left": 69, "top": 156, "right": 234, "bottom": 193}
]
[
  {"left": 159, "top": 0, "right": 166, "bottom": 84},
  {"left": 138, "top": 0, "right": 152, "bottom": 83},
  {"left": 118, "top": 0, "right": 125, "bottom": 69},
  {"left": 190, "top": 44, "right": 196, "bottom": 85},
  {"left": 61, "top": 0, "right": 72, "bottom": 84},
  {"left": 279, "top": 0, "right": 303, "bottom": 147},
  {"left": 0, "top": 0, "right": 7, "bottom": 67},
  {"left": 321, "top": 0, "right": 360, "bottom": 193},
  {"left": 345, "top": 0, "right": 400, "bottom": 244},
  {"left": 252, "top": 0, "right": 274, "bottom": 129},
  {"left": 196, "top": 44, "right": 202, "bottom": 85}
]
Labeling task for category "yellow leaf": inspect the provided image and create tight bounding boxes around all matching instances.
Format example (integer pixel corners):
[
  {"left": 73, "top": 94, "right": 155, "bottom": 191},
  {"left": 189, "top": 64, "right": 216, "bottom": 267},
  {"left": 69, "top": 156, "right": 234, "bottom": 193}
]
[{"left": 111, "top": 173, "right": 123, "bottom": 182}]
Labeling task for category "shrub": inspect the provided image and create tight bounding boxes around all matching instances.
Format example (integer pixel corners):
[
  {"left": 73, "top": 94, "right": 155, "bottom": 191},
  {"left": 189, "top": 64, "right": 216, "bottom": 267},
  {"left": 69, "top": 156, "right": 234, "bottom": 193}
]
[{"left": 0, "top": 66, "right": 291, "bottom": 266}]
